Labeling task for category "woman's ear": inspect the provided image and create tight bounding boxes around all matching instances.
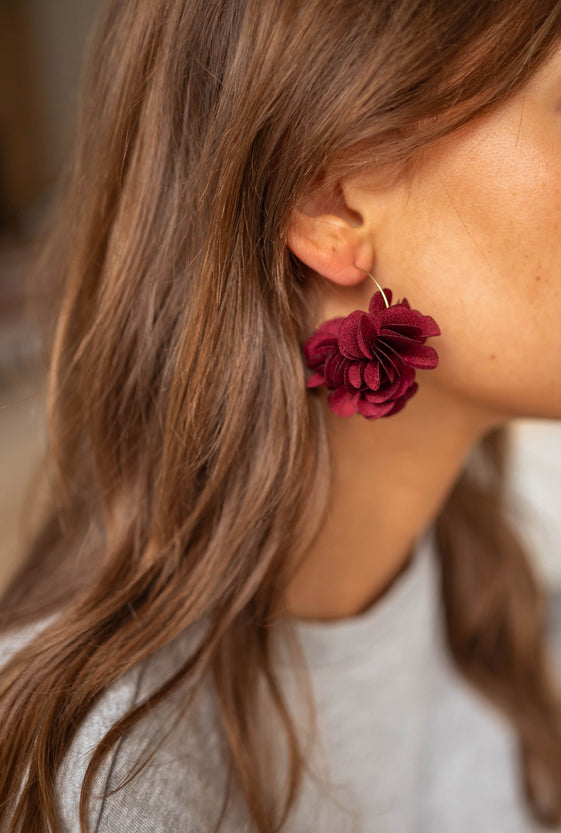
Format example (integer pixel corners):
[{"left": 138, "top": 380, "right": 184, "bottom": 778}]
[{"left": 286, "top": 178, "right": 375, "bottom": 286}]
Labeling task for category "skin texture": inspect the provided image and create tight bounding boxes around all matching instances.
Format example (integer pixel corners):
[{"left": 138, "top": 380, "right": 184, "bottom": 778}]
[{"left": 284, "top": 45, "right": 561, "bottom": 621}]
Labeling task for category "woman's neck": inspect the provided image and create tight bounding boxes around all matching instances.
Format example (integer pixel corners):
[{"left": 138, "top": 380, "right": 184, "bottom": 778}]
[{"left": 283, "top": 380, "right": 504, "bottom": 622}]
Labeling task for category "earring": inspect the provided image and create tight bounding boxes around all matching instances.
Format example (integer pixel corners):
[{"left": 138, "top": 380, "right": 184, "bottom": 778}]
[{"left": 302, "top": 270, "right": 441, "bottom": 419}]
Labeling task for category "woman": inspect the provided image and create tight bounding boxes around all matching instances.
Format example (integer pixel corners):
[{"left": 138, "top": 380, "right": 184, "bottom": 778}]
[{"left": 1, "top": 0, "right": 561, "bottom": 830}]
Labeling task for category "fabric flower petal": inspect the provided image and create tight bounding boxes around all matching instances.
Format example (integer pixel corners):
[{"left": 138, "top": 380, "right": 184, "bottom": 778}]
[
  {"left": 306, "top": 372, "right": 326, "bottom": 388},
  {"left": 347, "top": 362, "right": 363, "bottom": 389},
  {"left": 302, "top": 285, "right": 440, "bottom": 420},
  {"left": 395, "top": 343, "right": 439, "bottom": 369},
  {"left": 303, "top": 333, "right": 338, "bottom": 367},
  {"left": 418, "top": 315, "right": 441, "bottom": 337},
  {"left": 368, "top": 289, "right": 393, "bottom": 318},
  {"left": 328, "top": 387, "right": 361, "bottom": 417},
  {"left": 385, "top": 382, "right": 418, "bottom": 416},
  {"left": 324, "top": 352, "right": 345, "bottom": 385},
  {"left": 357, "top": 397, "right": 397, "bottom": 419},
  {"left": 338, "top": 311, "right": 369, "bottom": 359},
  {"left": 389, "top": 365, "right": 416, "bottom": 398},
  {"left": 373, "top": 342, "right": 400, "bottom": 382},
  {"left": 363, "top": 361, "right": 381, "bottom": 390},
  {"left": 378, "top": 306, "right": 425, "bottom": 329},
  {"left": 357, "top": 315, "right": 377, "bottom": 358}
]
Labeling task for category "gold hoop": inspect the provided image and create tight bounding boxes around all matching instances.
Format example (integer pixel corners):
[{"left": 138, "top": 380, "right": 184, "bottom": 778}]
[{"left": 356, "top": 266, "right": 390, "bottom": 309}]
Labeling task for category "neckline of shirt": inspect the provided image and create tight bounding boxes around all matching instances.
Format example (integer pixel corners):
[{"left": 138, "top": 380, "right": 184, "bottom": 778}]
[{"left": 275, "top": 523, "right": 438, "bottom": 670}]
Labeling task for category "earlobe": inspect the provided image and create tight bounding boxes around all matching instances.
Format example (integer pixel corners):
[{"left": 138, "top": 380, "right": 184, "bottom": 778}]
[{"left": 286, "top": 207, "right": 374, "bottom": 286}]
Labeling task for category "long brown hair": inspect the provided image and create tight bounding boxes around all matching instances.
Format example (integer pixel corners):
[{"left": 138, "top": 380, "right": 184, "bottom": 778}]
[{"left": 2, "top": 1, "right": 561, "bottom": 831}]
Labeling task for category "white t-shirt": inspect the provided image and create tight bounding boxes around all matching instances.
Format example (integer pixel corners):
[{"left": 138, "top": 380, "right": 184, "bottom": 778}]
[{"left": 0, "top": 525, "right": 556, "bottom": 832}]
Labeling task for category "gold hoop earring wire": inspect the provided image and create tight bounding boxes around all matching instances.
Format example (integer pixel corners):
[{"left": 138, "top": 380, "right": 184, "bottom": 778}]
[{"left": 356, "top": 266, "right": 390, "bottom": 309}]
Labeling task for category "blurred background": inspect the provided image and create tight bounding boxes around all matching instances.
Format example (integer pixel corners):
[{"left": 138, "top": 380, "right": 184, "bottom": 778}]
[
  {"left": 0, "top": 0, "right": 100, "bottom": 589},
  {"left": 1, "top": 0, "right": 561, "bottom": 601}
]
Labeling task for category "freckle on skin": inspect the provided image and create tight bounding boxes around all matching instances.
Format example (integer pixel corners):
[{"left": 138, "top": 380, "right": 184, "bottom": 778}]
[
  {"left": 536, "top": 275, "right": 541, "bottom": 281},
  {"left": 490, "top": 354, "right": 496, "bottom": 359}
]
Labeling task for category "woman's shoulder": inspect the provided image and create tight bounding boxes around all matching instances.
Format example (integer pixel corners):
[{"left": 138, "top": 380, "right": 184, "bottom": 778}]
[
  {"left": 56, "top": 654, "right": 147, "bottom": 832},
  {"left": 0, "top": 615, "right": 245, "bottom": 833},
  {"left": 81, "top": 622, "right": 252, "bottom": 833},
  {"left": 0, "top": 615, "right": 58, "bottom": 666}
]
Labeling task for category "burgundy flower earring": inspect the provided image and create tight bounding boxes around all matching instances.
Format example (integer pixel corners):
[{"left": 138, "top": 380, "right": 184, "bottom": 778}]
[{"left": 302, "top": 269, "right": 441, "bottom": 419}]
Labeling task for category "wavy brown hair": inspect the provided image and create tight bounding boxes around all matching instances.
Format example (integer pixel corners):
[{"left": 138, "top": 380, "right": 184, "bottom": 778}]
[{"left": 1, "top": 1, "right": 561, "bottom": 831}]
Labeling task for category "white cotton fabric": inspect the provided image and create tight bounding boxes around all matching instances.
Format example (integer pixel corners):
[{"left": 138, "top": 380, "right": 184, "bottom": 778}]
[{"left": 0, "top": 525, "right": 554, "bottom": 833}]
